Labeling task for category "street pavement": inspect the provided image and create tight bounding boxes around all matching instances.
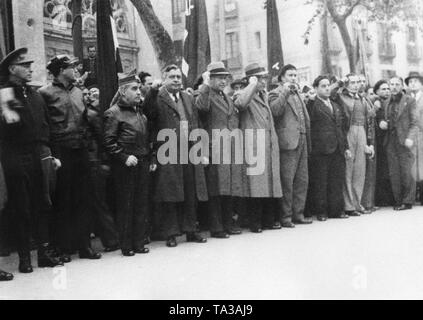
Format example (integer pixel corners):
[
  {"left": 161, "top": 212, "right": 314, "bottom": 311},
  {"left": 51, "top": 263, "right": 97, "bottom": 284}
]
[{"left": 1, "top": 206, "right": 423, "bottom": 300}]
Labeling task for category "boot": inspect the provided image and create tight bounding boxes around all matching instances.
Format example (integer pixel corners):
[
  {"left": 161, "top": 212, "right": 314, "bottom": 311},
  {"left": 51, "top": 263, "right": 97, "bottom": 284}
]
[
  {"left": 38, "top": 243, "right": 64, "bottom": 268},
  {"left": 18, "top": 252, "right": 33, "bottom": 274}
]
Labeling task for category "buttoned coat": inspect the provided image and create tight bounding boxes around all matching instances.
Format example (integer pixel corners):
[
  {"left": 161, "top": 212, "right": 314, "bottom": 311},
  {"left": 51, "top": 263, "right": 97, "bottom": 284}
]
[
  {"left": 143, "top": 87, "right": 208, "bottom": 203},
  {"left": 268, "top": 85, "right": 311, "bottom": 153},
  {"left": 195, "top": 84, "right": 243, "bottom": 197},
  {"left": 234, "top": 83, "right": 282, "bottom": 198}
]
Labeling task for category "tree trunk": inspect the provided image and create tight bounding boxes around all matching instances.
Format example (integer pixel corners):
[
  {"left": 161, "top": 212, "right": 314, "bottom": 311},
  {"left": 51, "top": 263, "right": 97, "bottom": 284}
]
[
  {"left": 334, "top": 18, "right": 355, "bottom": 73},
  {"left": 71, "top": 0, "right": 83, "bottom": 62},
  {"left": 129, "top": 0, "right": 177, "bottom": 69},
  {"left": 320, "top": 10, "right": 332, "bottom": 75}
]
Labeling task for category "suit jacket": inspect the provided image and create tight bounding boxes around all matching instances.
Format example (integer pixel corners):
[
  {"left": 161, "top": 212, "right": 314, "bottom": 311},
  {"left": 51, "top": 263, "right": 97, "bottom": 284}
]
[
  {"left": 195, "top": 84, "right": 243, "bottom": 197},
  {"left": 143, "top": 87, "right": 208, "bottom": 203},
  {"left": 268, "top": 85, "right": 311, "bottom": 152},
  {"left": 307, "top": 97, "right": 349, "bottom": 156},
  {"left": 382, "top": 93, "right": 418, "bottom": 147}
]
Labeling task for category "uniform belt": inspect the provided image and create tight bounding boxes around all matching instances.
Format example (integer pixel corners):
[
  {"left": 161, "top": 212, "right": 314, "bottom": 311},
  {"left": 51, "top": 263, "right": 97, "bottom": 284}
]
[{"left": 351, "top": 120, "right": 365, "bottom": 126}]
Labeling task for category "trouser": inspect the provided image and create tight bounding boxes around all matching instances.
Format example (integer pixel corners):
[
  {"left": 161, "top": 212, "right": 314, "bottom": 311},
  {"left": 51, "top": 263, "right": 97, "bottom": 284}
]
[
  {"left": 161, "top": 165, "right": 198, "bottom": 239},
  {"left": 375, "top": 135, "right": 395, "bottom": 206},
  {"left": 311, "top": 151, "right": 345, "bottom": 218},
  {"left": 280, "top": 134, "right": 309, "bottom": 222},
  {"left": 208, "top": 196, "right": 234, "bottom": 233},
  {"left": 361, "top": 155, "right": 377, "bottom": 209},
  {"left": 113, "top": 159, "right": 150, "bottom": 251},
  {"left": 344, "top": 125, "right": 367, "bottom": 211},
  {"left": 52, "top": 147, "right": 91, "bottom": 253},
  {"left": 386, "top": 134, "right": 415, "bottom": 206},
  {"left": 3, "top": 151, "right": 48, "bottom": 259},
  {"left": 89, "top": 162, "right": 119, "bottom": 248},
  {"left": 247, "top": 198, "right": 278, "bottom": 230}
]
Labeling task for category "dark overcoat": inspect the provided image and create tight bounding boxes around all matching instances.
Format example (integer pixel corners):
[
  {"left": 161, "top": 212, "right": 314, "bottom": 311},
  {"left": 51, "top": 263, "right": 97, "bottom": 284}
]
[{"left": 144, "top": 87, "right": 208, "bottom": 203}]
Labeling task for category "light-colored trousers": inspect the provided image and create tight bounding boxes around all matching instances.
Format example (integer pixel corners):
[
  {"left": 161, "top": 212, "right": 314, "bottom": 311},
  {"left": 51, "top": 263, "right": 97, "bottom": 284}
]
[{"left": 344, "top": 125, "right": 367, "bottom": 211}]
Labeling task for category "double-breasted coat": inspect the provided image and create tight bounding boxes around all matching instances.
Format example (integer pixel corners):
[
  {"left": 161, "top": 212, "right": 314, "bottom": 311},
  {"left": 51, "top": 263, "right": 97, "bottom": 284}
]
[
  {"left": 234, "top": 82, "right": 282, "bottom": 198},
  {"left": 195, "top": 84, "right": 243, "bottom": 197},
  {"left": 413, "top": 91, "right": 423, "bottom": 181},
  {"left": 143, "top": 87, "right": 208, "bottom": 203}
]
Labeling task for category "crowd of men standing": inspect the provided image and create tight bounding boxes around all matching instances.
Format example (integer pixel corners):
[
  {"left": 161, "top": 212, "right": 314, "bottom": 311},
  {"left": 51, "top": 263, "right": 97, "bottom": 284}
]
[{"left": 0, "top": 45, "right": 422, "bottom": 282}]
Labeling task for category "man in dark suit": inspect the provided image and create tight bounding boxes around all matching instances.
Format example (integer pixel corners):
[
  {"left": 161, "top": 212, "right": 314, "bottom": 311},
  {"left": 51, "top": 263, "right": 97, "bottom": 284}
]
[
  {"left": 143, "top": 65, "right": 208, "bottom": 248},
  {"left": 82, "top": 46, "right": 98, "bottom": 88},
  {"left": 269, "top": 64, "right": 313, "bottom": 228},
  {"left": 307, "top": 76, "right": 350, "bottom": 221},
  {"left": 379, "top": 76, "right": 418, "bottom": 210}
]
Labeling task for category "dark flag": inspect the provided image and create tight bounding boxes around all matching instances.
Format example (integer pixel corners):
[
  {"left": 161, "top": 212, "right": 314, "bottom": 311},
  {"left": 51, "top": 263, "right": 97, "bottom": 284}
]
[
  {"left": 266, "top": 0, "right": 284, "bottom": 84},
  {"left": 97, "top": 0, "right": 123, "bottom": 113},
  {"left": 0, "top": 0, "right": 14, "bottom": 60},
  {"left": 71, "top": 0, "right": 84, "bottom": 62},
  {"left": 183, "top": 0, "right": 211, "bottom": 88}
]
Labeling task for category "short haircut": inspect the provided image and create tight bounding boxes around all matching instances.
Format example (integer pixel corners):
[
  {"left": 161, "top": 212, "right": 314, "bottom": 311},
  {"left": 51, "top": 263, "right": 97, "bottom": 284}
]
[
  {"left": 312, "top": 75, "right": 330, "bottom": 88},
  {"left": 390, "top": 76, "right": 404, "bottom": 85},
  {"left": 280, "top": 64, "right": 297, "bottom": 77},
  {"left": 373, "top": 80, "right": 388, "bottom": 93},
  {"left": 163, "top": 64, "right": 179, "bottom": 74},
  {"left": 87, "top": 45, "right": 96, "bottom": 51},
  {"left": 344, "top": 73, "right": 359, "bottom": 86},
  {"left": 138, "top": 71, "right": 152, "bottom": 85}
]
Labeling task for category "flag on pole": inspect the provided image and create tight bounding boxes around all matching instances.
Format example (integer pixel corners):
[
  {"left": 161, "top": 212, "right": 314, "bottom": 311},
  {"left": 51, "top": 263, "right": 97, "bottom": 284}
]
[
  {"left": 0, "top": 0, "right": 14, "bottom": 60},
  {"left": 71, "top": 0, "right": 83, "bottom": 62},
  {"left": 97, "top": 0, "right": 123, "bottom": 114},
  {"left": 266, "top": 0, "right": 284, "bottom": 85},
  {"left": 183, "top": 0, "right": 211, "bottom": 88},
  {"left": 354, "top": 20, "right": 369, "bottom": 81}
]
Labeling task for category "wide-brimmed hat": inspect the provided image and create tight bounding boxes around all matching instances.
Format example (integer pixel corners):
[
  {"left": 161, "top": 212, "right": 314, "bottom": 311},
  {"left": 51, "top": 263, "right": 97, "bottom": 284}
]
[
  {"left": 230, "top": 78, "right": 247, "bottom": 89},
  {"left": 245, "top": 63, "right": 268, "bottom": 77},
  {"left": 0, "top": 47, "right": 34, "bottom": 77},
  {"left": 207, "top": 61, "right": 230, "bottom": 77},
  {"left": 405, "top": 71, "right": 423, "bottom": 86}
]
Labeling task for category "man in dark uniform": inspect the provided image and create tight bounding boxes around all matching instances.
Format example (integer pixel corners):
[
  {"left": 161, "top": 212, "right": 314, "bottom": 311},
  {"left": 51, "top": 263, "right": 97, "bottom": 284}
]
[
  {"left": 0, "top": 48, "right": 63, "bottom": 273},
  {"left": 104, "top": 71, "right": 152, "bottom": 256},
  {"left": 39, "top": 55, "right": 101, "bottom": 262},
  {"left": 307, "top": 75, "right": 350, "bottom": 221},
  {"left": 82, "top": 46, "right": 98, "bottom": 88},
  {"left": 379, "top": 76, "right": 418, "bottom": 211},
  {"left": 144, "top": 65, "right": 208, "bottom": 248}
]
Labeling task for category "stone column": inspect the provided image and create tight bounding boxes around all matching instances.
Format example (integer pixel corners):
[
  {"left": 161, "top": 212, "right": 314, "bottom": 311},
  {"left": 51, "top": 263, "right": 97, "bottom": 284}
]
[{"left": 12, "top": 0, "right": 47, "bottom": 84}]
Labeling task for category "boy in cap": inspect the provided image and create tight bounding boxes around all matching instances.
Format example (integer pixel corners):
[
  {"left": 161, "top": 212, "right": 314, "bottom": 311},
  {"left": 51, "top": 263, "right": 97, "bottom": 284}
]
[
  {"left": 39, "top": 54, "right": 102, "bottom": 262},
  {"left": 0, "top": 48, "right": 63, "bottom": 273}
]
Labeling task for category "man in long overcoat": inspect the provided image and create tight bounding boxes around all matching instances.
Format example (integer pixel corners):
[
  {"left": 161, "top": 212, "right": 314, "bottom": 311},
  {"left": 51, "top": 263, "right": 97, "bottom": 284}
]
[
  {"left": 195, "top": 62, "right": 243, "bottom": 239},
  {"left": 234, "top": 63, "right": 283, "bottom": 233},
  {"left": 143, "top": 65, "right": 208, "bottom": 248}
]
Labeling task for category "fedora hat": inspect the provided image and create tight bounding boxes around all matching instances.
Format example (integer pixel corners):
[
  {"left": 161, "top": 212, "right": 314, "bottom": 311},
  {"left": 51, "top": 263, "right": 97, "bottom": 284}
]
[
  {"left": 0, "top": 47, "right": 34, "bottom": 77},
  {"left": 245, "top": 63, "right": 268, "bottom": 77},
  {"left": 207, "top": 61, "right": 230, "bottom": 77},
  {"left": 405, "top": 71, "right": 423, "bottom": 86}
]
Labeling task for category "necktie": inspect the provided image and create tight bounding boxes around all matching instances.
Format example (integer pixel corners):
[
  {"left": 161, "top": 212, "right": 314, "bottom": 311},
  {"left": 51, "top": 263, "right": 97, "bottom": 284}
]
[{"left": 173, "top": 93, "right": 179, "bottom": 103}]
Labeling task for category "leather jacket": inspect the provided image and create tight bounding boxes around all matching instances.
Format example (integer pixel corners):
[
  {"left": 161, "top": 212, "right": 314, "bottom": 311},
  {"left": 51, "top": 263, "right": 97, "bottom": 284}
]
[{"left": 103, "top": 99, "right": 150, "bottom": 164}]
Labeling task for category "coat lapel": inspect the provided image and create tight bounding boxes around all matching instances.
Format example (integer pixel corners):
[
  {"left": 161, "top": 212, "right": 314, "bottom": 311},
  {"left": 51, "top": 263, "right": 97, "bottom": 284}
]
[
  {"left": 396, "top": 95, "right": 408, "bottom": 120},
  {"left": 317, "top": 98, "right": 335, "bottom": 121},
  {"left": 159, "top": 88, "right": 181, "bottom": 119}
]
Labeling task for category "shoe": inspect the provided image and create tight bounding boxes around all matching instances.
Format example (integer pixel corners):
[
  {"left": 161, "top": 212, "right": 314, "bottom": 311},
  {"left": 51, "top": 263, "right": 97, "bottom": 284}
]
[
  {"left": 38, "top": 244, "right": 64, "bottom": 268},
  {"left": 134, "top": 247, "right": 150, "bottom": 254},
  {"left": 60, "top": 254, "right": 72, "bottom": 264},
  {"left": 19, "top": 257, "right": 33, "bottom": 274},
  {"left": 263, "top": 222, "right": 282, "bottom": 230},
  {"left": 293, "top": 218, "right": 313, "bottom": 225},
  {"left": 122, "top": 250, "right": 135, "bottom": 257},
  {"left": 346, "top": 211, "right": 361, "bottom": 217},
  {"left": 0, "top": 270, "right": 13, "bottom": 281},
  {"left": 186, "top": 233, "right": 207, "bottom": 243},
  {"left": 281, "top": 222, "right": 295, "bottom": 228},
  {"left": 360, "top": 209, "right": 373, "bottom": 215},
  {"left": 144, "top": 237, "right": 151, "bottom": 245},
  {"left": 336, "top": 213, "right": 350, "bottom": 219},
  {"left": 211, "top": 231, "right": 230, "bottom": 239},
  {"left": 317, "top": 216, "right": 328, "bottom": 222},
  {"left": 250, "top": 228, "right": 263, "bottom": 233},
  {"left": 104, "top": 245, "right": 120, "bottom": 253},
  {"left": 79, "top": 248, "right": 102, "bottom": 260},
  {"left": 372, "top": 207, "right": 380, "bottom": 212},
  {"left": 227, "top": 228, "right": 242, "bottom": 235},
  {"left": 166, "top": 237, "right": 177, "bottom": 248},
  {"left": 395, "top": 204, "right": 413, "bottom": 211}
]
